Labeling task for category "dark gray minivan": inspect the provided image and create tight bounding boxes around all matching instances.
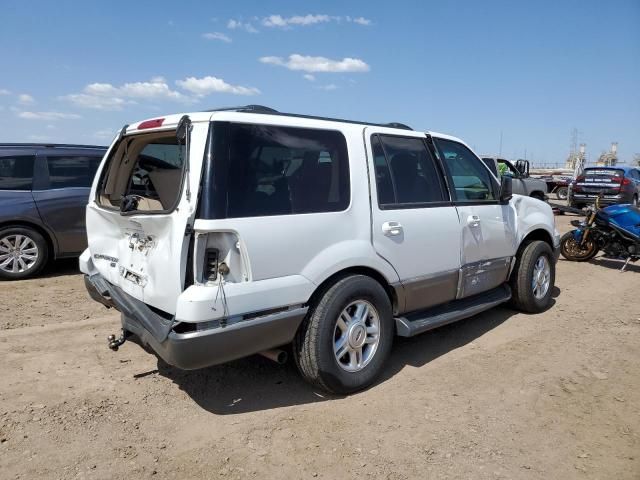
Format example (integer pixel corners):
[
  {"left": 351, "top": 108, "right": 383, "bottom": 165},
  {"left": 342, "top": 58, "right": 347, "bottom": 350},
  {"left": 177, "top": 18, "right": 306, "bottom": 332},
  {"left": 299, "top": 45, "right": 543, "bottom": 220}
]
[{"left": 0, "top": 143, "right": 106, "bottom": 279}]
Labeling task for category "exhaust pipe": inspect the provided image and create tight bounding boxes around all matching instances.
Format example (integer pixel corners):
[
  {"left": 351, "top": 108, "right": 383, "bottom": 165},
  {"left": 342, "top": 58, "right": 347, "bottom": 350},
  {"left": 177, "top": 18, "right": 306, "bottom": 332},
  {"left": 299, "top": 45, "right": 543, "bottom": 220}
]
[{"left": 259, "top": 348, "right": 288, "bottom": 364}]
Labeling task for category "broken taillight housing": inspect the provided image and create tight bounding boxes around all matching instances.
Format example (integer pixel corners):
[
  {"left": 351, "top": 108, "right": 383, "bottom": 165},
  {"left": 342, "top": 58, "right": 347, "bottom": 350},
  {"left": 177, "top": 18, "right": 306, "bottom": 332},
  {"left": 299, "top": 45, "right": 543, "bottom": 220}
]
[{"left": 204, "top": 248, "right": 219, "bottom": 282}]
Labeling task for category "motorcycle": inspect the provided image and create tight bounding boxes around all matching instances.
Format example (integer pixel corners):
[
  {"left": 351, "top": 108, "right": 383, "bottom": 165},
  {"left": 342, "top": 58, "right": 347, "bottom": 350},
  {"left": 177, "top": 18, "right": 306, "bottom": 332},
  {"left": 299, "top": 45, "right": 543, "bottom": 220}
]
[{"left": 560, "top": 195, "right": 640, "bottom": 271}]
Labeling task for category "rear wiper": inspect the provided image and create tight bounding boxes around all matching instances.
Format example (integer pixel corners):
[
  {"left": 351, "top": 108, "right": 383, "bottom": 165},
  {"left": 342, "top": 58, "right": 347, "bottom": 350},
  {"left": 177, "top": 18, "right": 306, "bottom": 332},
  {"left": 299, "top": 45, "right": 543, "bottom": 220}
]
[{"left": 120, "top": 195, "right": 140, "bottom": 213}]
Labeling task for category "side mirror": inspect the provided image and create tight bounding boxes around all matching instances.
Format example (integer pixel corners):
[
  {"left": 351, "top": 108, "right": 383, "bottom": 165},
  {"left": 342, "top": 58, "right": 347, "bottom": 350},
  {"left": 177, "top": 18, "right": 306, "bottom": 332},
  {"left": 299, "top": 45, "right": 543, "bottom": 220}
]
[
  {"left": 500, "top": 175, "right": 513, "bottom": 204},
  {"left": 515, "top": 159, "right": 530, "bottom": 178}
]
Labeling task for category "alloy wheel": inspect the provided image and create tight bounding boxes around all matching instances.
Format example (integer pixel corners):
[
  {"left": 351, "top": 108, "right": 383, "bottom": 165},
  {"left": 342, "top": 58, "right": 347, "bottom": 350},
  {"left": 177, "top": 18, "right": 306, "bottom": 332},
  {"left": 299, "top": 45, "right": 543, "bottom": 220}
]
[
  {"left": 0, "top": 234, "right": 39, "bottom": 274},
  {"left": 333, "top": 300, "right": 381, "bottom": 372},
  {"left": 532, "top": 255, "right": 551, "bottom": 299}
]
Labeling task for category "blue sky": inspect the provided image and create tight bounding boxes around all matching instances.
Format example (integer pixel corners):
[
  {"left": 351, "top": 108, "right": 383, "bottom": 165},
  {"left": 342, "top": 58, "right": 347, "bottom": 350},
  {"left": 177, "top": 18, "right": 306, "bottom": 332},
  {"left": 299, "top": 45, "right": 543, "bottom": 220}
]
[{"left": 1, "top": 0, "right": 638, "bottom": 166}]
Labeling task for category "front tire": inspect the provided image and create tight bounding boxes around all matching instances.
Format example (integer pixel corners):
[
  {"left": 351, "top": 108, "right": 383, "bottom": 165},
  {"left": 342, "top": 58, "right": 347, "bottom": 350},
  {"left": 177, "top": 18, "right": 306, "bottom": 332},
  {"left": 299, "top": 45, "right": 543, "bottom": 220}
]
[
  {"left": 510, "top": 241, "right": 555, "bottom": 313},
  {"left": 560, "top": 231, "right": 598, "bottom": 262},
  {"left": 293, "top": 275, "right": 393, "bottom": 394},
  {"left": 0, "top": 226, "right": 49, "bottom": 280}
]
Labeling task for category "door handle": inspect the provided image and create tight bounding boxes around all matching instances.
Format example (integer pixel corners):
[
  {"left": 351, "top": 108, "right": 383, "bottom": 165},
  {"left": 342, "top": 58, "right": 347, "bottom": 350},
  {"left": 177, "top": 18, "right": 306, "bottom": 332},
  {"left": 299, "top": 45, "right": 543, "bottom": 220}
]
[
  {"left": 467, "top": 215, "right": 481, "bottom": 227},
  {"left": 382, "top": 221, "right": 403, "bottom": 236}
]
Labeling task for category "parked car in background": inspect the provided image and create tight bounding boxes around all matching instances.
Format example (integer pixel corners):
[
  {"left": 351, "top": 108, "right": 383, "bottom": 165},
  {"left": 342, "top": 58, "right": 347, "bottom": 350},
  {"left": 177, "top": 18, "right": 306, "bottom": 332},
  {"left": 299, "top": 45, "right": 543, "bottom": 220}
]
[
  {"left": 81, "top": 105, "right": 559, "bottom": 394},
  {"left": 0, "top": 143, "right": 107, "bottom": 279},
  {"left": 481, "top": 156, "right": 548, "bottom": 201},
  {"left": 569, "top": 166, "right": 640, "bottom": 209}
]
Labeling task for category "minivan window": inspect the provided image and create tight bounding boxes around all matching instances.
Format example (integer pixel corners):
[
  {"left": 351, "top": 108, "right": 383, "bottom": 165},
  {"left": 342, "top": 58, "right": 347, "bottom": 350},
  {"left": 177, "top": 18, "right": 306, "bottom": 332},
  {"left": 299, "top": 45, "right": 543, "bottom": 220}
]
[
  {"left": 97, "top": 133, "right": 185, "bottom": 212},
  {"left": 0, "top": 156, "right": 35, "bottom": 191},
  {"left": 224, "top": 124, "right": 350, "bottom": 218},
  {"left": 435, "top": 139, "right": 496, "bottom": 202},
  {"left": 46, "top": 156, "right": 101, "bottom": 189},
  {"left": 372, "top": 134, "right": 446, "bottom": 207}
]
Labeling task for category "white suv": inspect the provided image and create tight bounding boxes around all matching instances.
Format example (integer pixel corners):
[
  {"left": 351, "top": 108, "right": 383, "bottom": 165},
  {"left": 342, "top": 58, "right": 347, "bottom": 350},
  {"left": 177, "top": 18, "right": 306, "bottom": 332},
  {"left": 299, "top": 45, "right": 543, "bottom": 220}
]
[{"left": 81, "top": 105, "right": 560, "bottom": 394}]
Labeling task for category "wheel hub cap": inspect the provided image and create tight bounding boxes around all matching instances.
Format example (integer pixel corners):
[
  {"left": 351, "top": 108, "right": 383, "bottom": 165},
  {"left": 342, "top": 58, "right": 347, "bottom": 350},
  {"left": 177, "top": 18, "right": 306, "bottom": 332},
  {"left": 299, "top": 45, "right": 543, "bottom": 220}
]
[
  {"left": 532, "top": 255, "right": 551, "bottom": 300},
  {"left": 348, "top": 323, "right": 367, "bottom": 349},
  {"left": 333, "top": 300, "right": 381, "bottom": 373}
]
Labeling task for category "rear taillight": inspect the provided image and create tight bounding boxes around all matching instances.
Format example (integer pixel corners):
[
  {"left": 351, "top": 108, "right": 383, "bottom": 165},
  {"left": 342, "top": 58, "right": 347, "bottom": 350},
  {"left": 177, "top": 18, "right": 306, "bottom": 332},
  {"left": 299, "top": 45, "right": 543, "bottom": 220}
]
[
  {"left": 137, "top": 118, "right": 165, "bottom": 130},
  {"left": 621, "top": 177, "right": 631, "bottom": 186},
  {"left": 204, "top": 248, "right": 219, "bottom": 282}
]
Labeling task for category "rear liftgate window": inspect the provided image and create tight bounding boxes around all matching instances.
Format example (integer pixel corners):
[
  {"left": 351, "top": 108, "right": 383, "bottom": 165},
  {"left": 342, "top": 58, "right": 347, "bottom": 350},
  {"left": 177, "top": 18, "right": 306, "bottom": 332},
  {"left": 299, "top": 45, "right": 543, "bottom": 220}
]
[
  {"left": 97, "top": 132, "right": 185, "bottom": 213},
  {"left": 208, "top": 123, "right": 350, "bottom": 218}
]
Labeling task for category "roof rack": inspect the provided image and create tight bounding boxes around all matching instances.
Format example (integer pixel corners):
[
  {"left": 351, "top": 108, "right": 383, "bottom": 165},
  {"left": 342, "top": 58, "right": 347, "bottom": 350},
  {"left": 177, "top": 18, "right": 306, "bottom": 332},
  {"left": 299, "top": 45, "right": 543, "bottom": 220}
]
[
  {"left": 0, "top": 143, "right": 107, "bottom": 149},
  {"left": 207, "top": 105, "right": 279, "bottom": 114},
  {"left": 205, "top": 105, "right": 413, "bottom": 131}
]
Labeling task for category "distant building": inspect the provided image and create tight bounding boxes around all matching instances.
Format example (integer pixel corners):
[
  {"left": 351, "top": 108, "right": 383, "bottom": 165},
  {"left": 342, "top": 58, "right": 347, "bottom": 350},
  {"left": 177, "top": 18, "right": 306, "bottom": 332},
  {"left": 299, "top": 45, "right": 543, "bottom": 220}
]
[
  {"left": 596, "top": 142, "right": 618, "bottom": 166},
  {"left": 565, "top": 143, "right": 586, "bottom": 170}
]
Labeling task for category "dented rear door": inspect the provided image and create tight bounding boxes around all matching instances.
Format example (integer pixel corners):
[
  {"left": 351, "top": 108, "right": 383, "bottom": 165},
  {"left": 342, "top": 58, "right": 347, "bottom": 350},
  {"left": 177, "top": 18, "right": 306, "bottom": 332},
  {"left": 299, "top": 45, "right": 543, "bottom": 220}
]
[{"left": 85, "top": 120, "right": 208, "bottom": 314}]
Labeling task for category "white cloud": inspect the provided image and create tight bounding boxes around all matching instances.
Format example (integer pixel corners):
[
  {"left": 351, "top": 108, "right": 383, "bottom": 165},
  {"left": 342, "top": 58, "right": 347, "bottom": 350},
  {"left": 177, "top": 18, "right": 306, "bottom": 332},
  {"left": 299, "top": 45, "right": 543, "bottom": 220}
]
[
  {"left": 260, "top": 54, "right": 370, "bottom": 73},
  {"left": 45, "top": 124, "right": 56, "bottom": 130},
  {"left": 18, "top": 111, "right": 82, "bottom": 121},
  {"left": 259, "top": 14, "right": 372, "bottom": 28},
  {"left": 176, "top": 76, "right": 260, "bottom": 96},
  {"left": 0, "top": 89, "right": 11, "bottom": 95},
  {"left": 62, "top": 78, "right": 188, "bottom": 110},
  {"left": 303, "top": 74, "right": 316, "bottom": 81},
  {"left": 227, "top": 19, "right": 258, "bottom": 33},
  {"left": 262, "top": 14, "right": 330, "bottom": 28},
  {"left": 202, "top": 32, "right": 232, "bottom": 43},
  {"left": 28, "top": 134, "right": 53, "bottom": 142},
  {"left": 352, "top": 17, "right": 372, "bottom": 26},
  {"left": 61, "top": 93, "right": 130, "bottom": 110},
  {"left": 93, "top": 129, "right": 115, "bottom": 139},
  {"left": 317, "top": 84, "right": 338, "bottom": 91},
  {"left": 18, "top": 94, "right": 35, "bottom": 104}
]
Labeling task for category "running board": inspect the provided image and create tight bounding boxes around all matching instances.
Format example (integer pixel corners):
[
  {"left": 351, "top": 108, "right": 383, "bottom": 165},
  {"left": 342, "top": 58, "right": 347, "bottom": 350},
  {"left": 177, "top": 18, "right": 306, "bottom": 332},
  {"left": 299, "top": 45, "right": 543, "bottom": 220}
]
[{"left": 395, "top": 284, "right": 511, "bottom": 337}]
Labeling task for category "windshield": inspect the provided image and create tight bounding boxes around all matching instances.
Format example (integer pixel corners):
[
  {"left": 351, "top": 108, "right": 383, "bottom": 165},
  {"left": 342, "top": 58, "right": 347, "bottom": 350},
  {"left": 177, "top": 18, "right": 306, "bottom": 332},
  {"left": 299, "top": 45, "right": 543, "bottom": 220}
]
[{"left": 96, "top": 132, "right": 185, "bottom": 213}]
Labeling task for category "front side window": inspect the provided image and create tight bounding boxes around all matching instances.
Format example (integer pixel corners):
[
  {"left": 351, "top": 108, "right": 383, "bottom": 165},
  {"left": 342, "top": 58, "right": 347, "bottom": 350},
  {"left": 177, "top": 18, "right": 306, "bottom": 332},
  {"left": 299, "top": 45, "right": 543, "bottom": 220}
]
[
  {"left": 225, "top": 124, "right": 349, "bottom": 217},
  {"left": 0, "top": 156, "right": 35, "bottom": 191},
  {"left": 371, "top": 134, "right": 447, "bottom": 207},
  {"left": 435, "top": 139, "right": 496, "bottom": 202},
  {"left": 46, "top": 156, "right": 102, "bottom": 189}
]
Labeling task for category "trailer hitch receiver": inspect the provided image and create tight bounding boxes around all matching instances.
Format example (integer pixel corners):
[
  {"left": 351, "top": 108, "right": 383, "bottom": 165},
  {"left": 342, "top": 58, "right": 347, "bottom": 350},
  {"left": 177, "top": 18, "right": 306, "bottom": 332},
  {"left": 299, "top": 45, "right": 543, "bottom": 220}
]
[{"left": 107, "top": 330, "right": 129, "bottom": 351}]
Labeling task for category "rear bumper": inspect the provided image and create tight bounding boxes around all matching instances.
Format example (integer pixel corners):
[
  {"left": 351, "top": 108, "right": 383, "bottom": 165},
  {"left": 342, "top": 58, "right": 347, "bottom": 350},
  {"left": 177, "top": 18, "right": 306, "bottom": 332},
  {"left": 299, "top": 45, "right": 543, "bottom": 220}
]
[
  {"left": 569, "top": 193, "right": 628, "bottom": 205},
  {"left": 84, "top": 274, "right": 307, "bottom": 370}
]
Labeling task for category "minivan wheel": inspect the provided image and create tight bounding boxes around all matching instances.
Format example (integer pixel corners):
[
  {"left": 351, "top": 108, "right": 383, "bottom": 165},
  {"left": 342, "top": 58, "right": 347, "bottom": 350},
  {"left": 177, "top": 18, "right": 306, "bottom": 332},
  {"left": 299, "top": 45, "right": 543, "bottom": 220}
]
[
  {"left": 0, "top": 226, "right": 48, "bottom": 280},
  {"left": 509, "top": 240, "right": 555, "bottom": 313},
  {"left": 293, "top": 275, "right": 393, "bottom": 394}
]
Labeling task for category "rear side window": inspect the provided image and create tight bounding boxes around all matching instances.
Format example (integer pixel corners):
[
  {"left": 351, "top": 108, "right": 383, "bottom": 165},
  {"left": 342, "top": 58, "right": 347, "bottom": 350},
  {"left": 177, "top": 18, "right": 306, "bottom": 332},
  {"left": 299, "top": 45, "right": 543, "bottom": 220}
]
[
  {"left": 46, "top": 156, "right": 102, "bottom": 189},
  {"left": 371, "top": 134, "right": 446, "bottom": 207},
  {"left": 435, "top": 139, "right": 497, "bottom": 202},
  {"left": 0, "top": 156, "right": 35, "bottom": 191},
  {"left": 225, "top": 124, "right": 350, "bottom": 217}
]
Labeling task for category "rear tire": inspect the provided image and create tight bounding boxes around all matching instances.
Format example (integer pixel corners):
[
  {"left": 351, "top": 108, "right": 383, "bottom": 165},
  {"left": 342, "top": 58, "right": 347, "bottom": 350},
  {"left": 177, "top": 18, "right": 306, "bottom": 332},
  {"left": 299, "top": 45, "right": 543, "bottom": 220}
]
[
  {"left": 560, "top": 231, "right": 598, "bottom": 262},
  {"left": 293, "top": 275, "right": 393, "bottom": 394},
  {"left": 510, "top": 241, "right": 555, "bottom": 313},
  {"left": 530, "top": 192, "right": 545, "bottom": 202},
  {"left": 632, "top": 195, "right": 638, "bottom": 207},
  {"left": 556, "top": 187, "right": 568, "bottom": 200},
  {"left": 0, "top": 226, "right": 49, "bottom": 280}
]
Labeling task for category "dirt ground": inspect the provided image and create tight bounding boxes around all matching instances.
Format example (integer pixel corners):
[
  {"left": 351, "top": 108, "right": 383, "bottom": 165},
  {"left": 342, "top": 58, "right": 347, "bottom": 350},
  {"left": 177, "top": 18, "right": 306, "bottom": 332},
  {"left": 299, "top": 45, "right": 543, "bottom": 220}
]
[{"left": 1, "top": 214, "right": 639, "bottom": 480}]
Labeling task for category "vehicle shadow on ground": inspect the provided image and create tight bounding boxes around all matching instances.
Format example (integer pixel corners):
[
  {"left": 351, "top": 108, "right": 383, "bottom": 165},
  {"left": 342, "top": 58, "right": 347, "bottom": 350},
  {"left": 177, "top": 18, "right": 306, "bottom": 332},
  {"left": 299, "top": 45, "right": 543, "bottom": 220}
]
[
  {"left": 158, "top": 293, "right": 558, "bottom": 415},
  {"left": 589, "top": 256, "right": 640, "bottom": 273},
  {"left": 41, "top": 258, "right": 80, "bottom": 278}
]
